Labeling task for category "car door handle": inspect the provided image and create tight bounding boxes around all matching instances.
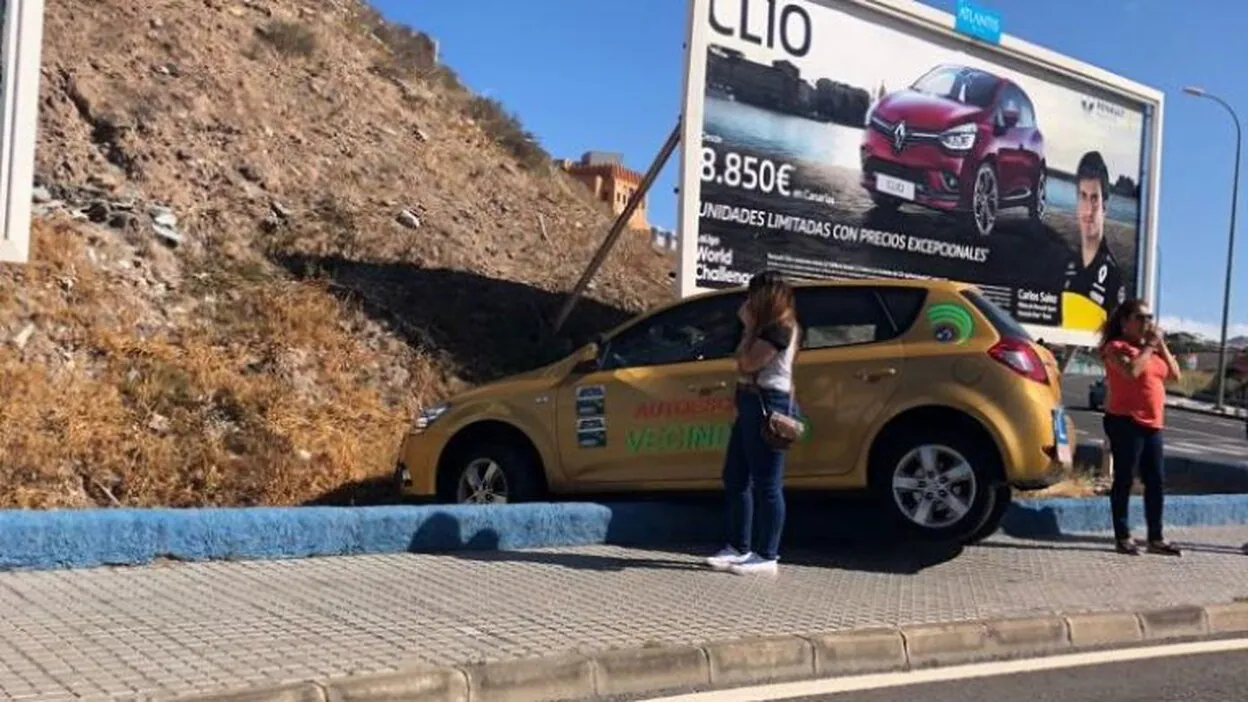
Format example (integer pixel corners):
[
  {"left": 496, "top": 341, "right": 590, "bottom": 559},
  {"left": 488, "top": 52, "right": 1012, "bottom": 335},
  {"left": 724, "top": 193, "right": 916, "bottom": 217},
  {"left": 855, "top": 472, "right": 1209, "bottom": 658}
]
[
  {"left": 688, "top": 381, "right": 728, "bottom": 395},
  {"left": 855, "top": 368, "right": 897, "bottom": 382}
]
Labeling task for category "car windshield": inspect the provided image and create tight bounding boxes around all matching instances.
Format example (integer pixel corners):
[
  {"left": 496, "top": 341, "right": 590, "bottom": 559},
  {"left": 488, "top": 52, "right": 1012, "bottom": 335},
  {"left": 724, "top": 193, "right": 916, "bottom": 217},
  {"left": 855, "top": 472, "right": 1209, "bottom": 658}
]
[{"left": 911, "top": 67, "right": 997, "bottom": 109}]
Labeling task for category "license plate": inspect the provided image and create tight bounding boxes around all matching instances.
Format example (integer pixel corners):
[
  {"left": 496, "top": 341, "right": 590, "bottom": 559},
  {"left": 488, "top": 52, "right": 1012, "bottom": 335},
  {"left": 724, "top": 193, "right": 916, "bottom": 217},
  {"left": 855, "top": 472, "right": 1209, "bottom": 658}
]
[
  {"left": 1052, "top": 407, "right": 1072, "bottom": 465},
  {"left": 876, "top": 173, "right": 916, "bottom": 201}
]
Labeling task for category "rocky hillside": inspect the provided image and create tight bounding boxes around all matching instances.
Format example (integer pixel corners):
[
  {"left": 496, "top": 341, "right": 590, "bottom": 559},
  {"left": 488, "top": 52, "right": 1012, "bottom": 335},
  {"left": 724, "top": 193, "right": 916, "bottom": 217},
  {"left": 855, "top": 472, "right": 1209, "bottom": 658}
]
[{"left": 0, "top": 0, "right": 675, "bottom": 508}]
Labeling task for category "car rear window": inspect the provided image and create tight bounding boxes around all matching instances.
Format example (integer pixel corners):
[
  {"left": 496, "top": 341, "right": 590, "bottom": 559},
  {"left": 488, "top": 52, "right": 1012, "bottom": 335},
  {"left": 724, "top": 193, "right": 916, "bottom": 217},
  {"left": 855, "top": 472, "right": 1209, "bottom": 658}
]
[{"left": 961, "top": 289, "right": 1034, "bottom": 341}]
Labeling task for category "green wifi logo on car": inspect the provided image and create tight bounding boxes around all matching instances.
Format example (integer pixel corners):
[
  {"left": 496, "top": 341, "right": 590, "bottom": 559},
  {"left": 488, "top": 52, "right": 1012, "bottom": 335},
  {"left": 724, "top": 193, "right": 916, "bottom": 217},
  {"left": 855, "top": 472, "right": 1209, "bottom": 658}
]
[{"left": 926, "top": 303, "right": 974, "bottom": 345}]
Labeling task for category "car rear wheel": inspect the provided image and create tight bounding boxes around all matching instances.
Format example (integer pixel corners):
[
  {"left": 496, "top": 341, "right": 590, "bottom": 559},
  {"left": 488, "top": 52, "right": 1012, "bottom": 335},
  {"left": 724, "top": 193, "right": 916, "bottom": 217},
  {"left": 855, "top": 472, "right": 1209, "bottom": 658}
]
[
  {"left": 437, "top": 442, "right": 544, "bottom": 505},
  {"left": 965, "top": 484, "right": 1012, "bottom": 544},
  {"left": 871, "top": 423, "right": 1004, "bottom": 543},
  {"left": 965, "top": 162, "right": 999, "bottom": 236}
]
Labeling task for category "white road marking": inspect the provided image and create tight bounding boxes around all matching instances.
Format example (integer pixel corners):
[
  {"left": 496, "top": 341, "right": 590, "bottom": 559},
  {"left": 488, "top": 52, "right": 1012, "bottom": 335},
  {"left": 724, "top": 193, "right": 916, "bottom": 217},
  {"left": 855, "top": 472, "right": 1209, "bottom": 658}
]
[{"left": 643, "top": 637, "right": 1248, "bottom": 701}]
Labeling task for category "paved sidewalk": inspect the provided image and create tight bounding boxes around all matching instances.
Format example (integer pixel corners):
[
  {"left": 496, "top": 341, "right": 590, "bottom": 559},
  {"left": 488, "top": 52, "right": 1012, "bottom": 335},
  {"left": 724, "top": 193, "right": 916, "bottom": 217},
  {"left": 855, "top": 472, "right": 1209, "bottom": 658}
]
[{"left": 4, "top": 528, "right": 1248, "bottom": 701}]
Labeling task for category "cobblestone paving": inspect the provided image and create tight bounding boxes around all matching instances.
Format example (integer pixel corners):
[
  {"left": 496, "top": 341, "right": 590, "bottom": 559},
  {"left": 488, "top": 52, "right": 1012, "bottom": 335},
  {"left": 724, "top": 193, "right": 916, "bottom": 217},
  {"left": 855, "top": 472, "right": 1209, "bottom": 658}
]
[{"left": 3, "top": 527, "right": 1248, "bottom": 701}]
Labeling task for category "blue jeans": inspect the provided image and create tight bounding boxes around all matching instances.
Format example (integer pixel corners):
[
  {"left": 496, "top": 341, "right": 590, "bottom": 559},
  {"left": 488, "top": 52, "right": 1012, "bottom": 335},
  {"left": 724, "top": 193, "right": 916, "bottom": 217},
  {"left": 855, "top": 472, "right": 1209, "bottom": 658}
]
[
  {"left": 1103, "top": 413, "right": 1165, "bottom": 542},
  {"left": 722, "top": 386, "right": 798, "bottom": 561}
]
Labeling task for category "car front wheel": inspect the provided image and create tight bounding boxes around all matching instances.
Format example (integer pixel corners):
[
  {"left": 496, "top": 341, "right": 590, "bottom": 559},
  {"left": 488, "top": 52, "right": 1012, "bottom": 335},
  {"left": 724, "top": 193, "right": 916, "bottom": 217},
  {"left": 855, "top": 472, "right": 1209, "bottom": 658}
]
[
  {"left": 871, "top": 424, "right": 1004, "bottom": 543},
  {"left": 437, "top": 441, "right": 544, "bottom": 505},
  {"left": 965, "top": 162, "right": 999, "bottom": 236}
]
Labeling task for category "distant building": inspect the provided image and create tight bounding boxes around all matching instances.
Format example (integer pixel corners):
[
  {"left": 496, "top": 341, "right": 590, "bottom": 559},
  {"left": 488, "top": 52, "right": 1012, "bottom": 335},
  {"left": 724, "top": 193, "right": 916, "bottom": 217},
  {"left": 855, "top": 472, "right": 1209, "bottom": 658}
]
[
  {"left": 651, "top": 226, "right": 677, "bottom": 251},
  {"left": 555, "top": 152, "right": 650, "bottom": 231}
]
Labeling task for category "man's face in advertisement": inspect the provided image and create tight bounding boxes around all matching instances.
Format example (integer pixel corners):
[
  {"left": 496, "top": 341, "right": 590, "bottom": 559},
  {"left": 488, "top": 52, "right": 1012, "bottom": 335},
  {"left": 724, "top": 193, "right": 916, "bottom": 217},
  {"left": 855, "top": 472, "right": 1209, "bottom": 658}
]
[{"left": 1076, "top": 177, "right": 1105, "bottom": 248}]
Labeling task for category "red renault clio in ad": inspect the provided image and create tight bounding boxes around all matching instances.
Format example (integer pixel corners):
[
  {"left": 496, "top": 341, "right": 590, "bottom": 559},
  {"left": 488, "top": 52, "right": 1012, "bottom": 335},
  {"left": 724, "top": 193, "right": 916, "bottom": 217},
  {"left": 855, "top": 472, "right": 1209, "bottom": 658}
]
[{"left": 861, "top": 64, "right": 1048, "bottom": 237}]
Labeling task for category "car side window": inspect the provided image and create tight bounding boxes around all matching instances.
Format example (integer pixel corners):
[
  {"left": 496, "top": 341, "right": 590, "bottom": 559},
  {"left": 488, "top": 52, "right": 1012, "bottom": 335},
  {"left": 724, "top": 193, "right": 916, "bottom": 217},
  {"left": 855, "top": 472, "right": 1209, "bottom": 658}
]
[
  {"left": 795, "top": 287, "right": 898, "bottom": 350},
  {"left": 1018, "top": 91, "right": 1037, "bottom": 128},
  {"left": 602, "top": 293, "right": 745, "bottom": 370}
]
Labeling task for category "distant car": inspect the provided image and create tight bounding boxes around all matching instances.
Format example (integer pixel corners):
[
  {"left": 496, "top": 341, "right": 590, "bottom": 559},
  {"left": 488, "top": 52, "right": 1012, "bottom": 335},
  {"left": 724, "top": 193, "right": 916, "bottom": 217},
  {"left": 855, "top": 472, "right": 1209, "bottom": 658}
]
[
  {"left": 1088, "top": 378, "right": 1106, "bottom": 411},
  {"left": 861, "top": 64, "right": 1047, "bottom": 237},
  {"left": 394, "top": 278, "right": 1074, "bottom": 545}
]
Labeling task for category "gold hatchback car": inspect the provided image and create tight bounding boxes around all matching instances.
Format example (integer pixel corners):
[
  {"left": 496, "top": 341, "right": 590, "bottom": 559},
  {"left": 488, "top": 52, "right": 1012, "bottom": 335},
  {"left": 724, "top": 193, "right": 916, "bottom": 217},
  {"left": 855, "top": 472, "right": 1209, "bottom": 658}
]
[{"left": 395, "top": 278, "right": 1074, "bottom": 543}]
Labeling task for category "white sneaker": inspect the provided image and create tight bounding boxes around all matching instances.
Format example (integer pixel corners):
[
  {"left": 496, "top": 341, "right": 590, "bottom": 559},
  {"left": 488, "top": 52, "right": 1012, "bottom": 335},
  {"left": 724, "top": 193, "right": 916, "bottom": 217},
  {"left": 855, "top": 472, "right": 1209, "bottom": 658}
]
[
  {"left": 705, "top": 546, "right": 753, "bottom": 571},
  {"left": 728, "top": 554, "right": 779, "bottom": 575}
]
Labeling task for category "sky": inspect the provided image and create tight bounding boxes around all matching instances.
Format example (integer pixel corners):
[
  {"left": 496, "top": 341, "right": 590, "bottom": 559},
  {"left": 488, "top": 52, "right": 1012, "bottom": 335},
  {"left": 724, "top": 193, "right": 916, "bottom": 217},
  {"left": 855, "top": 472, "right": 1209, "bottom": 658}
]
[{"left": 379, "top": 0, "right": 1248, "bottom": 341}]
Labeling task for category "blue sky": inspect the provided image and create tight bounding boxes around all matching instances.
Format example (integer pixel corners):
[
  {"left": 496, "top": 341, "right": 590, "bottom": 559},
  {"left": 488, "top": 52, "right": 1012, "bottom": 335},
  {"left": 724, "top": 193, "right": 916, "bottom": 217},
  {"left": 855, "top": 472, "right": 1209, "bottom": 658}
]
[{"left": 380, "top": 0, "right": 1247, "bottom": 340}]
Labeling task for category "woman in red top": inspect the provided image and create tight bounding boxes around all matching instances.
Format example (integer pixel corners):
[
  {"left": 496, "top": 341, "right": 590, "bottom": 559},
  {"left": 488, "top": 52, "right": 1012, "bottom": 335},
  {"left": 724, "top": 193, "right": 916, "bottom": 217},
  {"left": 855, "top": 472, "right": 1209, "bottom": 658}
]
[{"left": 1099, "top": 298, "right": 1182, "bottom": 556}]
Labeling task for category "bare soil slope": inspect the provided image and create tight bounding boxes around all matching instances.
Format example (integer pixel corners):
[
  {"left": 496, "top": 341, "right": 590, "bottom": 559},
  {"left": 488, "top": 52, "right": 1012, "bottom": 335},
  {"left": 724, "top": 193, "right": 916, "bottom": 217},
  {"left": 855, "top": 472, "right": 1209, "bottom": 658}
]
[{"left": 0, "top": 0, "right": 675, "bottom": 508}]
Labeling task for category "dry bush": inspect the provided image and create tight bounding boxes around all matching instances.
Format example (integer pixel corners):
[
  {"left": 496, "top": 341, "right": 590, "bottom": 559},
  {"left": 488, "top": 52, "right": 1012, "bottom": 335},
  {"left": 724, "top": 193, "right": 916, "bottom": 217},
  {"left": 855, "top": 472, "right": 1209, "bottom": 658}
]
[
  {"left": 259, "top": 19, "right": 319, "bottom": 58},
  {"left": 465, "top": 95, "right": 550, "bottom": 170},
  {"left": 0, "top": 221, "right": 441, "bottom": 508}
]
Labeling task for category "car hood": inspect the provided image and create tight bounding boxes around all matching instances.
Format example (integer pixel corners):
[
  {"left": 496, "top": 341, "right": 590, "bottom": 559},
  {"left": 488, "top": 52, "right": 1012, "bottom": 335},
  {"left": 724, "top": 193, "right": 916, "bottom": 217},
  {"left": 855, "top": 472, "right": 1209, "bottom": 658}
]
[
  {"left": 875, "top": 90, "right": 987, "bottom": 131},
  {"left": 443, "top": 359, "right": 569, "bottom": 406}
]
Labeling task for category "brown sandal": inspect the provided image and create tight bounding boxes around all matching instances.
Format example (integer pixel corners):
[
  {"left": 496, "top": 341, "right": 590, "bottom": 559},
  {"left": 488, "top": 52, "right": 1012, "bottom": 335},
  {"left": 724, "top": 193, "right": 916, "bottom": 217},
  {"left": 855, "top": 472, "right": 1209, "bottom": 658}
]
[{"left": 1115, "top": 539, "right": 1140, "bottom": 556}]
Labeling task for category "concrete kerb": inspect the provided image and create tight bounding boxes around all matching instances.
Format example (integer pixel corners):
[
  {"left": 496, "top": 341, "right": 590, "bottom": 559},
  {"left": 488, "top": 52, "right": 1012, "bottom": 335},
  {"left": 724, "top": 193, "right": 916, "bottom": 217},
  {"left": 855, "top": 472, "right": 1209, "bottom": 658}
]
[
  {"left": 8, "top": 491, "right": 1248, "bottom": 571},
  {"left": 172, "top": 601, "right": 1248, "bottom": 702}
]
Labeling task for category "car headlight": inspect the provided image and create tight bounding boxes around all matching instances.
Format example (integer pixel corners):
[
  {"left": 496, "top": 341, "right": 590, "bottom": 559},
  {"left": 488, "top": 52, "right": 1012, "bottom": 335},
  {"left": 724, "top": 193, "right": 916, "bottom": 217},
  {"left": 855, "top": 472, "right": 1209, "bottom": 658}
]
[
  {"left": 413, "top": 402, "right": 451, "bottom": 432},
  {"left": 939, "top": 123, "right": 978, "bottom": 151}
]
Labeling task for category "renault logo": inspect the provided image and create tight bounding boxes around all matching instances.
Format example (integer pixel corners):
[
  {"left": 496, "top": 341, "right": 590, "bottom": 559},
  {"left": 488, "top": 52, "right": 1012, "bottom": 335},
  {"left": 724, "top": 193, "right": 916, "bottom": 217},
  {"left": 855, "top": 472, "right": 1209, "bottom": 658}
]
[{"left": 892, "top": 120, "right": 907, "bottom": 153}]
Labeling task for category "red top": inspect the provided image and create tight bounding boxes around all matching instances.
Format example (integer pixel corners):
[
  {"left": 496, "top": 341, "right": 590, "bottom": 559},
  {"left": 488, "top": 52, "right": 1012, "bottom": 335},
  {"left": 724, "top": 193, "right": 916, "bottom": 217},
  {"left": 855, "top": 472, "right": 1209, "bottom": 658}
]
[{"left": 1102, "top": 340, "right": 1170, "bottom": 429}]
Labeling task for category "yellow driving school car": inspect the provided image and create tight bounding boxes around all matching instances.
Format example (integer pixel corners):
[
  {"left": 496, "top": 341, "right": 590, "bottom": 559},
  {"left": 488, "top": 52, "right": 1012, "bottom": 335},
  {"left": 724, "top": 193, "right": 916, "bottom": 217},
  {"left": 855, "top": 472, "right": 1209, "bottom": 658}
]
[{"left": 394, "top": 278, "right": 1074, "bottom": 543}]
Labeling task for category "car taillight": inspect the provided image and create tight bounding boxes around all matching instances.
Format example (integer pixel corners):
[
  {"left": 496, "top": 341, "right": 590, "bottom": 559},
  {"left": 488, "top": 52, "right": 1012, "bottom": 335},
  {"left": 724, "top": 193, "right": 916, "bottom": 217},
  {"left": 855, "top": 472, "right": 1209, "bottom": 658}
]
[{"left": 988, "top": 337, "right": 1049, "bottom": 384}]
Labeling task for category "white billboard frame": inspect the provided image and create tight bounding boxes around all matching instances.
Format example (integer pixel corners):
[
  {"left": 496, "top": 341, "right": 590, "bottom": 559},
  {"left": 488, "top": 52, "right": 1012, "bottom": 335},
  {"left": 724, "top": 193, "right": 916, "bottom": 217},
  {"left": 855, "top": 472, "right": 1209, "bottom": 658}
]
[
  {"left": 675, "top": 0, "right": 1165, "bottom": 348},
  {"left": 0, "top": 0, "right": 46, "bottom": 264}
]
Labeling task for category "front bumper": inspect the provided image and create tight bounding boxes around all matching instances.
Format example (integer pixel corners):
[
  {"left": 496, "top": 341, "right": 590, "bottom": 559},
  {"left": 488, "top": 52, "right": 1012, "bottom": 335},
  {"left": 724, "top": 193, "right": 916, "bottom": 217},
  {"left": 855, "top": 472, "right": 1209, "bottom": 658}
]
[{"left": 395, "top": 432, "right": 442, "bottom": 496}]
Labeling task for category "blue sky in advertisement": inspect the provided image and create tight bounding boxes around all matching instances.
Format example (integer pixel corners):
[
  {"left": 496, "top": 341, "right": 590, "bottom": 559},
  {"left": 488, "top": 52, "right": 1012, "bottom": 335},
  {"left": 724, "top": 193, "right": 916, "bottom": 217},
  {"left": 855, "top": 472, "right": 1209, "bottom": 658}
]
[{"left": 382, "top": 0, "right": 1246, "bottom": 340}]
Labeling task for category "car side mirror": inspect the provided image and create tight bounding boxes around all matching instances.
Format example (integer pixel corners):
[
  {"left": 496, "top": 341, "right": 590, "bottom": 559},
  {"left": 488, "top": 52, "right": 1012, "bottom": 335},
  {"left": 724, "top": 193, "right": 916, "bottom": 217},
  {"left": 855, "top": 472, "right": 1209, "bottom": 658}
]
[{"left": 571, "top": 341, "right": 603, "bottom": 375}]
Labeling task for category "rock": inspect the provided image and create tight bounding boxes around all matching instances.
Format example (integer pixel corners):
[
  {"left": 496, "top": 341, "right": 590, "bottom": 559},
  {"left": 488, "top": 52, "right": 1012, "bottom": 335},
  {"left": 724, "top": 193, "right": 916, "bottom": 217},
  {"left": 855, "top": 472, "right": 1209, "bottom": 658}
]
[
  {"left": 148, "top": 413, "right": 171, "bottom": 434},
  {"left": 153, "top": 224, "right": 183, "bottom": 246},
  {"left": 108, "top": 212, "right": 138, "bottom": 230},
  {"left": 84, "top": 201, "right": 111, "bottom": 223},
  {"left": 150, "top": 205, "right": 178, "bottom": 228},
  {"left": 413, "top": 127, "right": 429, "bottom": 143},
  {"left": 150, "top": 17, "right": 164, "bottom": 29},
  {"left": 269, "top": 200, "right": 291, "bottom": 219},
  {"left": 10, "top": 323, "right": 35, "bottom": 349},
  {"left": 396, "top": 209, "right": 421, "bottom": 229},
  {"left": 238, "top": 164, "right": 264, "bottom": 183},
  {"left": 31, "top": 186, "right": 52, "bottom": 203},
  {"left": 297, "top": 449, "right": 313, "bottom": 462}
]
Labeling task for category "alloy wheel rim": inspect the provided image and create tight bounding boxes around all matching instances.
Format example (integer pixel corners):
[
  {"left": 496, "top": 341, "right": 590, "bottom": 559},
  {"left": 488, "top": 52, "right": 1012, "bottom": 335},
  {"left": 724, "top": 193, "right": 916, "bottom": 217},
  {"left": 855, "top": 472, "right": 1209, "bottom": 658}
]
[
  {"left": 973, "top": 167, "right": 998, "bottom": 235},
  {"left": 891, "top": 444, "right": 978, "bottom": 529},
  {"left": 457, "top": 458, "right": 509, "bottom": 504}
]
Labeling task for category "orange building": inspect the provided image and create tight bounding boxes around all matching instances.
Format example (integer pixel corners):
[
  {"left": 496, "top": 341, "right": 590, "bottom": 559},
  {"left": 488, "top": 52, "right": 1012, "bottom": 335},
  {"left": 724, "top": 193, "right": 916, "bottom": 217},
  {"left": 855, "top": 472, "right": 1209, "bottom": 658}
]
[{"left": 556, "top": 152, "right": 650, "bottom": 231}]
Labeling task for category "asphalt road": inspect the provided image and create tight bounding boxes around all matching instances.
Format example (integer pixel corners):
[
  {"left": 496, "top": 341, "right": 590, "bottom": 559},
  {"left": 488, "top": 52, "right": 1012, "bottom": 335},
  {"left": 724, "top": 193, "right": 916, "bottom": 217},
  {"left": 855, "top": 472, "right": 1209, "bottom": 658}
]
[
  {"left": 776, "top": 648, "right": 1248, "bottom": 701},
  {"left": 1061, "top": 375, "right": 1247, "bottom": 464}
]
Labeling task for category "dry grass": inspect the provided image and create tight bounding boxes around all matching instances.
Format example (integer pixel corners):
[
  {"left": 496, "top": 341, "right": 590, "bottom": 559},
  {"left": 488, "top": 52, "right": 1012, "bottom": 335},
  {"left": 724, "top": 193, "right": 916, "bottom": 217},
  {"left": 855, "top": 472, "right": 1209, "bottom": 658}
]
[
  {"left": 0, "top": 221, "right": 440, "bottom": 508},
  {"left": 258, "top": 20, "right": 319, "bottom": 58}
]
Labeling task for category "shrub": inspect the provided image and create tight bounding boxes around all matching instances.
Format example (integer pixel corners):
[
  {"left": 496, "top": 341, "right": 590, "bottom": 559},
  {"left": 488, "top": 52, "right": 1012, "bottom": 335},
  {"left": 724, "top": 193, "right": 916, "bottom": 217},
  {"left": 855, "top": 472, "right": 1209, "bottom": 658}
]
[{"left": 259, "top": 20, "right": 318, "bottom": 58}]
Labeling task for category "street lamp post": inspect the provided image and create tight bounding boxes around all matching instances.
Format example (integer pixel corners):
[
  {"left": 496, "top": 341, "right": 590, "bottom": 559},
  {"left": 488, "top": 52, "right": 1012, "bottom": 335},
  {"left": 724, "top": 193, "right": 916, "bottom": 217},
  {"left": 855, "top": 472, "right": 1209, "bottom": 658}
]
[{"left": 1184, "top": 85, "right": 1242, "bottom": 411}]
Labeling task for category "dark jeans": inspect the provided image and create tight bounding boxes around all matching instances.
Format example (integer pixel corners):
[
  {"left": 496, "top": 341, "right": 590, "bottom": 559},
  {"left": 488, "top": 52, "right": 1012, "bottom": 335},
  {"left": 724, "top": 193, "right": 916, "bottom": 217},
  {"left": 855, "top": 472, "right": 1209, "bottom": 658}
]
[
  {"left": 722, "top": 386, "right": 798, "bottom": 561},
  {"left": 1103, "top": 413, "right": 1166, "bottom": 542}
]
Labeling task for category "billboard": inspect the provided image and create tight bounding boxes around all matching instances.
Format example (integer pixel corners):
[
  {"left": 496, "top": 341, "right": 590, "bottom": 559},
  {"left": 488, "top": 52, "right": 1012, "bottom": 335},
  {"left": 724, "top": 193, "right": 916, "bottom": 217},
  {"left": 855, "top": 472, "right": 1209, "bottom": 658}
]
[
  {"left": 0, "top": 0, "right": 46, "bottom": 264},
  {"left": 676, "top": 0, "right": 1163, "bottom": 346}
]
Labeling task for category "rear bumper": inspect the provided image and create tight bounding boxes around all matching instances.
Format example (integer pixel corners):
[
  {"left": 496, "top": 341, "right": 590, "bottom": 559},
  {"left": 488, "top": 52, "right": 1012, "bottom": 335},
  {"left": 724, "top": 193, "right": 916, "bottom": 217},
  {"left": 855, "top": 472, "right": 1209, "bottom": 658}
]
[{"left": 1002, "top": 411, "right": 1075, "bottom": 490}]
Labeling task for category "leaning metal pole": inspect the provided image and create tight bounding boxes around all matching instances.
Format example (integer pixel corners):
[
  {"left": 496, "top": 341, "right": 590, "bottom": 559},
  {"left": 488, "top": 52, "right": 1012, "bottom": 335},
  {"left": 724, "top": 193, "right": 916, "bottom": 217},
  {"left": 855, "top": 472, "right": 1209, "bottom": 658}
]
[{"left": 551, "top": 120, "right": 682, "bottom": 337}]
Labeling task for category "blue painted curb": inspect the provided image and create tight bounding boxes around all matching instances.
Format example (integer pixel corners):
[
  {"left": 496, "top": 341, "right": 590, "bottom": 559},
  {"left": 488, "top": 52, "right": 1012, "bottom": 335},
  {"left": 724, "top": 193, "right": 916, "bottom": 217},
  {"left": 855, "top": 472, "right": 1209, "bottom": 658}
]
[
  {"left": 1077, "top": 444, "right": 1248, "bottom": 493},
  {"left": 5, "top": 492, "right": 1248, "bottom": 572}
]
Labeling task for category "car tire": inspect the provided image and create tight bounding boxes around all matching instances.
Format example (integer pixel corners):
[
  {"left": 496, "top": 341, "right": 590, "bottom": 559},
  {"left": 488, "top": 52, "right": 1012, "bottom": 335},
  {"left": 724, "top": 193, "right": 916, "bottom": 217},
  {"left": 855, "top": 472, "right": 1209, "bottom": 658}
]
[
  {"left": 870, "top": 421, "right": 1004, "bottom": 544},
  {"left": 1028, "top": 169, "right": 1047, "bottom": 222},
  {"left": 964, "top": 162, "right": 999, "bottom": 237},
  {"left": 436, "top": 441, "right": 545, "bottom": 505},
  {"left": 964, "top": 484, "right": 1012, "bottom": 544}
]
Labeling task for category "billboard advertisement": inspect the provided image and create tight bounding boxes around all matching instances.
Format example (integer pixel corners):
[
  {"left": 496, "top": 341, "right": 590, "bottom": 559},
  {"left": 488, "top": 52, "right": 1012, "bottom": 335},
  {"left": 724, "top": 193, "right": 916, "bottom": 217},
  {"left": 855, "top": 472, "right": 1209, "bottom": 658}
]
[
  {"left": 0, "top": 0, "right": 46, "bottom": 264},
  {"left": 676, "top": 0, "right": 1163, "bottom": 345}
]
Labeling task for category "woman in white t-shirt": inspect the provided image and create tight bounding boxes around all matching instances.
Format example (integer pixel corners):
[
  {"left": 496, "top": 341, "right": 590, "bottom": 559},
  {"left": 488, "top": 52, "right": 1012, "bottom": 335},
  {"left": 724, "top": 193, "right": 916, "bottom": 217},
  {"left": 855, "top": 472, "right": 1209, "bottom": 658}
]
[{"left": 705, "top": 270, "right": 802, "bottom": 576}]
